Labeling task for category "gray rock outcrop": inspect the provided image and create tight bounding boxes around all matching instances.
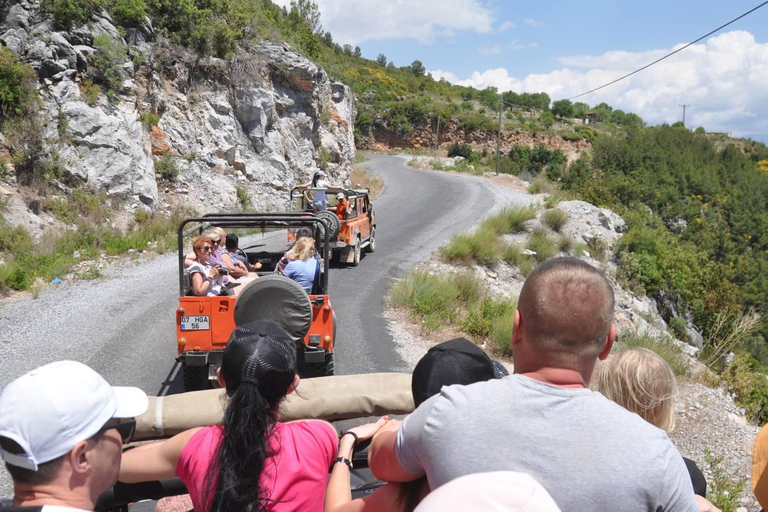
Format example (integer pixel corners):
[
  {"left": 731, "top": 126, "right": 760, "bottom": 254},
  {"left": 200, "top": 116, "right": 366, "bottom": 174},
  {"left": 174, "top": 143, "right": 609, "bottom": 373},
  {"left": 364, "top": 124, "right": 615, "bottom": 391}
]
[{"left": 0, "top": 2, "right": 356, "bottom": 213}]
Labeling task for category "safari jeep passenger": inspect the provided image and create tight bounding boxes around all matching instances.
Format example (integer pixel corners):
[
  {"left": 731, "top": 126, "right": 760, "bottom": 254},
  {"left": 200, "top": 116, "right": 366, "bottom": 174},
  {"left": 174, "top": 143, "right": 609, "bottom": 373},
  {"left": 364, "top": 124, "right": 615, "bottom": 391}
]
[
  {"left": 369, "top": 257, "right": 700, "bottom": 512},
  {"left": 119, "top": 321, "right": 338, "bottom": 512},
  {"left": 188, "top": 236, "right": 228, "bottom": 297}
]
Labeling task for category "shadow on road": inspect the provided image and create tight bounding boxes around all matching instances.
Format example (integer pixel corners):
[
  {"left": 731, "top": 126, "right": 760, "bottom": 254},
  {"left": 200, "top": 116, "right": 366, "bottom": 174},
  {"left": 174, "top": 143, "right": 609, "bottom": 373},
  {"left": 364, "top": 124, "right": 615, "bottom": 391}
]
[{"left": 156, "top": 361, "right": 185, "bottom": 396}]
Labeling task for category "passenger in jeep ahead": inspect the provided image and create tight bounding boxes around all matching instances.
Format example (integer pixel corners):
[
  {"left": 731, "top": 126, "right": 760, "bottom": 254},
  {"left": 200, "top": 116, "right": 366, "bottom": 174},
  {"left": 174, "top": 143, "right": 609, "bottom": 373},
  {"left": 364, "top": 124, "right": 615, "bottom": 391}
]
[
  {"left": 118, "top": 321, "right": 338, "bottom": 512},
  {"left": 188, "top": 236, "right": 228, "bottom": 296},
  {"left": 369, "top": 257, "right": 700, "bottom": 512},
  {"left": 281, "top": 238, "right": 322, "bottom": 294}
]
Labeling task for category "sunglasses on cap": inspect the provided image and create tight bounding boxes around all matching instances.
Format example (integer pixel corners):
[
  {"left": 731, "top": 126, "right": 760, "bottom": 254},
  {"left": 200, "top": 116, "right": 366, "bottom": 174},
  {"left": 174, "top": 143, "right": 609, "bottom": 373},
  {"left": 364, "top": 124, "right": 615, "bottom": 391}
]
[{"left": 94, "top": 418, "right": 136, "bottom": 444}]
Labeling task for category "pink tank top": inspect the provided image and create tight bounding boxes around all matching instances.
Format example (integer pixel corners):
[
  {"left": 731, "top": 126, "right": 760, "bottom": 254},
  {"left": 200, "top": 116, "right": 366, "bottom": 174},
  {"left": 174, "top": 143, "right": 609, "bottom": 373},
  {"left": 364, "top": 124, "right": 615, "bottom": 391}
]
[{"left": 176, "top": 422, "right": 337, "bottom": 512}]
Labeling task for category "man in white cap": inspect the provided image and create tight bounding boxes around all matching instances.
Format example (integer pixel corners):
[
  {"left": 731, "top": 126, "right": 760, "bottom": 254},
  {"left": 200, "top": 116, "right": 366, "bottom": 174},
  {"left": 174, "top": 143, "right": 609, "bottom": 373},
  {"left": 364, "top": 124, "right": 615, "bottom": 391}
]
[{"left": 0, "top": 361, "right": 148, "bottom": 512}]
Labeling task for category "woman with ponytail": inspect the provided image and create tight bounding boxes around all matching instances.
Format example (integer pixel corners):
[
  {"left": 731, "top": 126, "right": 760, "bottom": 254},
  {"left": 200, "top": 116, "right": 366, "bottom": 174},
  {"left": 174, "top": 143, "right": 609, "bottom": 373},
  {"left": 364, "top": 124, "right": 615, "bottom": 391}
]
[{"left": 119, "top": 321, "right": 338, "bottom": 512}]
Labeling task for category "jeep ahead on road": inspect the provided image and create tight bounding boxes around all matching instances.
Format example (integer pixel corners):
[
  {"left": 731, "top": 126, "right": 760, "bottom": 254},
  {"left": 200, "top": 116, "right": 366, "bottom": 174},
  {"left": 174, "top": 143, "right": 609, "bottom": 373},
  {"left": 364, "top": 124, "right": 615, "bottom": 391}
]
[
  {"left": 176, "top": 213, "right": 336, "bottom": 391},
  {"left": 289, "top": 186, "right": 376, "bottom": 266}
]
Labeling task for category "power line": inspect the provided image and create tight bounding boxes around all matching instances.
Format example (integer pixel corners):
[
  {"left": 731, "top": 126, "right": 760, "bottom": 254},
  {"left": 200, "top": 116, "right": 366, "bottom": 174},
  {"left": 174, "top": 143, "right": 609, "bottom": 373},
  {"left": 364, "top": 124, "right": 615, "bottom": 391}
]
[{"left": 567, "top": 1, "right": 768, "bottom": 101}]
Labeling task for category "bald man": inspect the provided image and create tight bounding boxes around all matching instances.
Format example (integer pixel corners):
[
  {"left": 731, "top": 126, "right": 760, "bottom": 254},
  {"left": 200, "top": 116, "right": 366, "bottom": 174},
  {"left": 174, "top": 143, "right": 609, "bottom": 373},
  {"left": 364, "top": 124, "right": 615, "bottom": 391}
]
[{"left": 370, "top": 258, "right": 698, "bottom": 512}]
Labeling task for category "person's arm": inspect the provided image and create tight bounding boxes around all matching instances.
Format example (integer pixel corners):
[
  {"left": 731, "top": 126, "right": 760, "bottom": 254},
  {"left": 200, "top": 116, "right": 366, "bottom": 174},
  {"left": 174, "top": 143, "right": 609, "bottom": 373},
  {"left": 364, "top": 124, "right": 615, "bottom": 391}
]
[
  {"left": 183, "top": 251, "right": 196, "bottom": 269},
  {"left": 220, "top": 252, "right": 247, "bottom": 278},
  {"left": 324, "top": 417, "right": 388, "bottom": 512},
  {"left": 190, "top": 270, "right": 211, "bottom": 296},
  {"left": 694, "top": 496, "right": 721, "bottom": 512},
  {"left": 119, "top": 428, "right": 201, "bottom": 483},
  {"left": 368, "top": 419, "right": 424, "bottom": 483}
]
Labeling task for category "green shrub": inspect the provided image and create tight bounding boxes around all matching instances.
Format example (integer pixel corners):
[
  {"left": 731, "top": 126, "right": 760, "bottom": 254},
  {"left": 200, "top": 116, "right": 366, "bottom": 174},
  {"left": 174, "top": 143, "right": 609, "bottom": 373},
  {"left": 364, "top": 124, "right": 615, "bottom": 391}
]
[
  {"left": 502, "top": 243, "right": 524, "bottom": 266},
  {"left": 318, "top": 147, "right": 331, "bottom": 170},
  {"left": 557, "top": 234, "right": 573, "bottom": 253},
  {"left": 236, "top": 186, "right": 250, "bottom": 207},
  {"left": 542, "top": 209, "right": 568, "bottom": 232},
  {"left": 447, "top": 143, "right": 474, "bottom": 160},
  {"left": 481, "top": 206, "right": 536, "bottom": 235},
  {"left": 154, "top": 154, "right": 179, "bottom": 180},
  {"left": 720, "top": 352, "right": 768, "bottom": 424},
  {"left": 527, "top": 229, "right": 557, "bottom": 262},
  {"left": 462, "top": 298, "right": 516, "bottom": 338},
  {"left": 618, "top": 330, "right": 689, "bottom": 376},
  {"left": 41, "top": 0, "right": 106, "bottom": 30},
  {"left": 440, "top": 229, "right": 500, "bottom": 267},
  {"left": 490, "top": 309, "right": 516, "bottom": 357},
  {"left": 518, "top": 257, "right": 535, "bottom": 276},
  {"left": 0, "top": 47, "right": 38, "bottom": 117},
  {"left": 110, "top": 0, "right": 146, "bottom": 24},
  {"left": 139, "top": 112, "right": 161, "bottom": 126},
  {"left": 389, "top": 270, "right": 481, "bottom": 331},
  {"left": 587, "top": 236, "right": 608, "bottom": 261},
  {"left": 89, "top": 35, "right": 127, "bottom": 94},
  {"left": 705, "top": 447, "right": 746, "bottom": 512},
  {"left": 668, "top": 317, "right": 688, "bottom": 340},
  {"left": 81, "top": 79, "right": 101, "bottom": 106}
]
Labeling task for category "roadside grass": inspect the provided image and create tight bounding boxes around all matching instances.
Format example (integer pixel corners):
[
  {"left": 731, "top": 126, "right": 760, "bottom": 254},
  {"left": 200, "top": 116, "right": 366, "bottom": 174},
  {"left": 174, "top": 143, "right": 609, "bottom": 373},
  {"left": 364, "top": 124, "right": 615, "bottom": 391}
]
[
  {"left": 542, "top": 209, "right": 569, "bottom": 232},
  {"left": 389, "top": 269, "right": 517, "bottom": 356},
  {"left": 617, "top": 330, "right": 689, "bottom": 376},
  {"left": 0, "top": 200, "right": 189, "bottom": 293},
  {"left": 526, "top": 229, "right": 557, "bottom": 263},
  {"left": 350, "top": 165, "right": 384, "bottom": 198},
  {"left": 705, "top": 447, "right": 746, "bottom": 512}
]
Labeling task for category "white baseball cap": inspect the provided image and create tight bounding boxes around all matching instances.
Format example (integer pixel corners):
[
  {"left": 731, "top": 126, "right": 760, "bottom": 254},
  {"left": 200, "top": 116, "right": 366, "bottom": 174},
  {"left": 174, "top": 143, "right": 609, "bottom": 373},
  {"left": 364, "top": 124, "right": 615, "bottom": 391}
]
[
  {"left": 0, "top": 360, "right": 148, "bottom": 471},
  {"left": 317, "top": 170, "right": 326, "bottom": 176},
  {"left": 336, "top": 192, "right": 345, "bottom": 200},
  {"left": 415, "top": 472, "right": 561, "bottom": 512}
]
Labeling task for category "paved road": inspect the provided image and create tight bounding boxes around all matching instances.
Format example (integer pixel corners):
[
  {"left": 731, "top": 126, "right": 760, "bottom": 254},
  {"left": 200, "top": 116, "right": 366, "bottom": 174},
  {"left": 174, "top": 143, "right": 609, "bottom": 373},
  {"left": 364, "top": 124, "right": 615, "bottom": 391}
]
[{"left": 0, "top": 155, "right": 530, "bottom": 497}]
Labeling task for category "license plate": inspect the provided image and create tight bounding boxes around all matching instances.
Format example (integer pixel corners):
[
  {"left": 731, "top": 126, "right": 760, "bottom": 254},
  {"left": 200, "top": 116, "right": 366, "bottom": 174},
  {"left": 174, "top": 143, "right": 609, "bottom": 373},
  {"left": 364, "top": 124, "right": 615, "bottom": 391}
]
[{"left": 181, "top": 316, "right": 210, "bottom": 331}]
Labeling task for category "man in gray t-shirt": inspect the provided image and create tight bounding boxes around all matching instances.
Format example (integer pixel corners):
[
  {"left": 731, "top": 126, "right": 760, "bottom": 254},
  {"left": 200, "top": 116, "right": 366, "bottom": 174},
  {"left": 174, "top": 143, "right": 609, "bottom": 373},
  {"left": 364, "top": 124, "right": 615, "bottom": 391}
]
[{"left": 369, "top": 257, "right": 699, "bottom": 512}]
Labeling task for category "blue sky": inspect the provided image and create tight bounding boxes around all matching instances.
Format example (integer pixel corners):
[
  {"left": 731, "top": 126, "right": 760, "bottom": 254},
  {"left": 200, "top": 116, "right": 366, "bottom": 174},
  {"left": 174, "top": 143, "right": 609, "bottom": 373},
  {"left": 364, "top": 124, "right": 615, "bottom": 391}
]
[{"left": 274, "top": 0, "right": 768, "bottom": 140}]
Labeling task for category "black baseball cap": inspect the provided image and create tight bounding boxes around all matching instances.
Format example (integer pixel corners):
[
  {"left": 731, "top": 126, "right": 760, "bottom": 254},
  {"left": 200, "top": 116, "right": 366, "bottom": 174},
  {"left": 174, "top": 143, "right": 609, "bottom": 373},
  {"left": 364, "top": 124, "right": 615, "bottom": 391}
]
[
  {"left": 296, "top": 226, "right": 314, "bottom": 239},
  {"left": 412, "top": 338, "right": 499, "bottom": 406}
]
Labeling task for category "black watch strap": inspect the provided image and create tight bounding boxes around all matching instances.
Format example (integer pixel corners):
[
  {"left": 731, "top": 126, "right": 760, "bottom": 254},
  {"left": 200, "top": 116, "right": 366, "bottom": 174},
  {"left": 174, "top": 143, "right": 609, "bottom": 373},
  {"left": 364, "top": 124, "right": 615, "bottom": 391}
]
[{"left": 331, "top": 456, "right": 353, "bottom": 471}]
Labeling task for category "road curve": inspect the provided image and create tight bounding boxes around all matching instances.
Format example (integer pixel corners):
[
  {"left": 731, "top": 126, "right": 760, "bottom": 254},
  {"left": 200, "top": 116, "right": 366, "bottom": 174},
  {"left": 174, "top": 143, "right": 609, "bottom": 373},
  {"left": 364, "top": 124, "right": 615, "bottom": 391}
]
[{"left": 0, "top": 155, "right": 532, "bottom": 496}]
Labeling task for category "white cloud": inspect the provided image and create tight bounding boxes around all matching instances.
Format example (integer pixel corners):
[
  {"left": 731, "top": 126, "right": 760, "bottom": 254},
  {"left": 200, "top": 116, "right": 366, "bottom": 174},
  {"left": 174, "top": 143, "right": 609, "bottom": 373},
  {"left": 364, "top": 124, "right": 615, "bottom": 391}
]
[
  {"left": 479, "top": 44, "right": 502, "bottom": 55},
  {"left": 509, "top": 40, "right": 538, "bottom": 51},
  {"left": 271, "top": 0, "right": 494, "bottom": 45},
  {"left": 524, "top": 18, "right": 542, "bottom": 27},
  {"left": 498, "top": 20, "right": 516, "bottom": 32},
  {"left": 431, "top": 31, "right": 768, "bottom": 137}
]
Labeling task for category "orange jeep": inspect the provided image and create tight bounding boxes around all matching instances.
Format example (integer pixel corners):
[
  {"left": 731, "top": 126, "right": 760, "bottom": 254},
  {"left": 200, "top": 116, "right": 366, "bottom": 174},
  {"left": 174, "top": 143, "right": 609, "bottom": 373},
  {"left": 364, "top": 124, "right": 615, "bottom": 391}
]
[
  {"left": 289, "top": 186, "right": 376, "bottom": 266},
  {"left": 175, "top": 213, "right": 336, "bottom": 391}
]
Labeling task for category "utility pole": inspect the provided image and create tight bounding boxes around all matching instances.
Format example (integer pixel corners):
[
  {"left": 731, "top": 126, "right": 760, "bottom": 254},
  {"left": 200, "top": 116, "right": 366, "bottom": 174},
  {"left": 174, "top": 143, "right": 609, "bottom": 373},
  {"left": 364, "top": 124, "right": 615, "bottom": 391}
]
[
  {"left": 434, "top": 116, "right": 440, "bottom": 157},
  {"left": 496, "top": 96, "right": 502, "bottom": 176},
  {"left": 679, "top": 104, "right": 690, "bottom": 127}
]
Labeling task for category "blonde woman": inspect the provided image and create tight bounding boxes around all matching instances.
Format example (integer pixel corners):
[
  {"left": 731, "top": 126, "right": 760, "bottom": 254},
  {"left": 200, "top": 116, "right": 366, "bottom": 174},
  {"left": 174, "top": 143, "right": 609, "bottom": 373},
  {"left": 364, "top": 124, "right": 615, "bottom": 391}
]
[
  {"left": 595, "top": 348, "right": 717, "bottom": 511},
  {"left": 281, "top": 237, "right": 320, "bottom": 293}
]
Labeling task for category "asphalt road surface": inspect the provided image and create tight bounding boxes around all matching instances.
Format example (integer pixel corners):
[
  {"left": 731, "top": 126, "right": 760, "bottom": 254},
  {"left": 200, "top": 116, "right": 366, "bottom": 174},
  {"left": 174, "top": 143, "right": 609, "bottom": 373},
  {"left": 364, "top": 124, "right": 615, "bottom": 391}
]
[{"left": 0, "top": 155, "right": 531, "bottom": 498}]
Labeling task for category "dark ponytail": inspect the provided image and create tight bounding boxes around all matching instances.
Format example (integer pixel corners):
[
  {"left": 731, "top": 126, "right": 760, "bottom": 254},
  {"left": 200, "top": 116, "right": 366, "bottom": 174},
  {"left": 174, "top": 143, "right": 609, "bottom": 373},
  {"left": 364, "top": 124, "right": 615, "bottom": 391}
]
[
  {"left": 204, "top": 321, "right": 297, "bottom": 512},
  {"left": 311, "top": 171, "right": 320, "bottom": 187}
]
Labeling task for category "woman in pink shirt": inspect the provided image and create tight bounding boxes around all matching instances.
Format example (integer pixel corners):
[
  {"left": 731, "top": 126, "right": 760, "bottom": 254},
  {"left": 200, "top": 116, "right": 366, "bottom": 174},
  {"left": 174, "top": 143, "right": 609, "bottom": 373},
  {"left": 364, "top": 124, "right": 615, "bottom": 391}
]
[{"left": 119, "top": 321, "right": 338, "bottom": 512}]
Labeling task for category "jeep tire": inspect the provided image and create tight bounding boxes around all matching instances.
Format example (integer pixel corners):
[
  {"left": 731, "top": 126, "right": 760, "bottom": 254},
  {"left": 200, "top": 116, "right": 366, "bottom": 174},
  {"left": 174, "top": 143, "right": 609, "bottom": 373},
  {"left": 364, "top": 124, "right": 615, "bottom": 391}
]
[{"left": 367, "top": 228, "right": 376, "bottom": 253}]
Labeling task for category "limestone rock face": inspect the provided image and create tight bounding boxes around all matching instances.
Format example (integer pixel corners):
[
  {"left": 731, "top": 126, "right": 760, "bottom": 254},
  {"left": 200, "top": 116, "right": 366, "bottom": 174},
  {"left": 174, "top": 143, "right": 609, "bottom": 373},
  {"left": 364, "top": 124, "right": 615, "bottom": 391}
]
[{"left": 0, "top": 2, "right": 356, "bottom": 214}]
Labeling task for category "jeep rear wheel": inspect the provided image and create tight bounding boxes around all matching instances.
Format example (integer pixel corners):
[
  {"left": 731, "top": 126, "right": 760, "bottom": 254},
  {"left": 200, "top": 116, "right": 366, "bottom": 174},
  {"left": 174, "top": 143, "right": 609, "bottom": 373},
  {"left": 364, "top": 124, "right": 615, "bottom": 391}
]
[{"left": 182, "top": 364, "right": 209, "bottom": 392}]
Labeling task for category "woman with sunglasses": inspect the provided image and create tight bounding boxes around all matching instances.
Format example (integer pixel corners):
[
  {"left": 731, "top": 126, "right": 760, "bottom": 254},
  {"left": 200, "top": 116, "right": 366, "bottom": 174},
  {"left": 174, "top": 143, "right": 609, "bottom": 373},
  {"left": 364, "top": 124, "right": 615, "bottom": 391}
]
[
  {"left": 188, "top": 235, "right": 228, "bottom": 296},
  {"left": 119, "top": 321, "right": 338, "bottom": 512}
]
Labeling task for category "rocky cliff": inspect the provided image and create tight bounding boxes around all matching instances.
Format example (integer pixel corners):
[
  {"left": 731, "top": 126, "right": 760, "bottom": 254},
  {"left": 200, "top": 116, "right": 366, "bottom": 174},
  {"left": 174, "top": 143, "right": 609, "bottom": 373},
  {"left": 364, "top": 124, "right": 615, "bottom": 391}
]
[{"left": 0, "top": 0, "right": 355, "bottom": 222}]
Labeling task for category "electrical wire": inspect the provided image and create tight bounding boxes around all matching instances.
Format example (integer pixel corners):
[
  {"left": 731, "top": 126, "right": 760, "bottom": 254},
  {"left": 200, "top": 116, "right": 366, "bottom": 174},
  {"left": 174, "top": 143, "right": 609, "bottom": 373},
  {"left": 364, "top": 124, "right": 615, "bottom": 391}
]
[{"left": 567, "top": 1, "right": 768, "bottom": 100}]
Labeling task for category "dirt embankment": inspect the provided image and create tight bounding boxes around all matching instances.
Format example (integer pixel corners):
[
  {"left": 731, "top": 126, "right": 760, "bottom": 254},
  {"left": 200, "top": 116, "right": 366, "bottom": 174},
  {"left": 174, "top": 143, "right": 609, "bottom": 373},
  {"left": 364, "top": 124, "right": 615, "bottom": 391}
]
[{"left": 359, "top": 122, "right": 591, "bottom": 155}]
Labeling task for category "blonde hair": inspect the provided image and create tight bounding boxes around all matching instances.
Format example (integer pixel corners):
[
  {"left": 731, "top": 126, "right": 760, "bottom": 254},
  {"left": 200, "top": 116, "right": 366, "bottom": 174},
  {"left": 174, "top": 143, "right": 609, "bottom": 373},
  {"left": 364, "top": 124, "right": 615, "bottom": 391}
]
[
  {"left": 595, "top": 347, "right": 677, "bottom": 432},
  {"left": 204, "top": 227, "right": 226, "bottom": 241},
  {"left": 286, "top": 237, "right": 315, "bottom": 261}
]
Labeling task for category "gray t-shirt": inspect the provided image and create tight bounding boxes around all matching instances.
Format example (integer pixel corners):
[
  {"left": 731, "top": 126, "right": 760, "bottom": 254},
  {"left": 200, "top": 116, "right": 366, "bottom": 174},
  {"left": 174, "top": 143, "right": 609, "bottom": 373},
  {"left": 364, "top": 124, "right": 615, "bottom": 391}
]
[{"left": 396, "top": 375, "right": 697, "bottom": 512}]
